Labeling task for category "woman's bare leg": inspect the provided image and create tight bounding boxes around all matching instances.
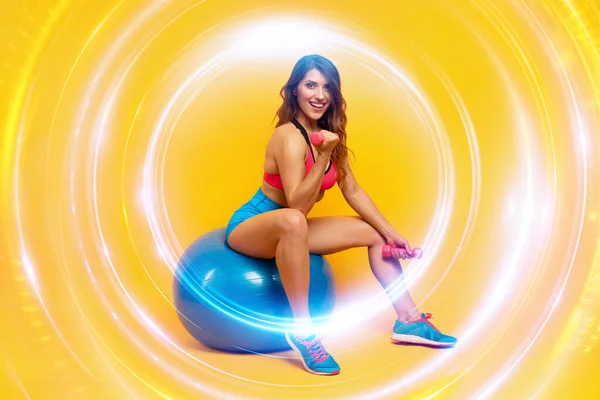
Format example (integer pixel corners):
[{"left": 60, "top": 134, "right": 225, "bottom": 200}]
[
  {"left": 227, "top": 208, "right": 313, "bottom": 327},
  {"left": 228, "top": 209, "right": 343, "bottom": 375},
  {"left": 307, "top": 216, "right": 419, "bottom": 322}
]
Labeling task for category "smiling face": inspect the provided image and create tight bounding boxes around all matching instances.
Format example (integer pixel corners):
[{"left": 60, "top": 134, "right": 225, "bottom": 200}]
[{"left": 293, "top": 68, "right": 331, "bottom": 122}]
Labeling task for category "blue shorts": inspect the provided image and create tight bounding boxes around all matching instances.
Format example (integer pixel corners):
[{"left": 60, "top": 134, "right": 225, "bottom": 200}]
[{"left": 225, "top": 188, "right": 285, "bottom": 244}]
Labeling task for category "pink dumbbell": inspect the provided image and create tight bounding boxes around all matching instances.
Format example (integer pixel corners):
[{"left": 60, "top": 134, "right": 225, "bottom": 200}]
[
  {"left": 382, "top": 245, "right": 423, "bottom": 259},
  {"left": 310, "top": 132, "right": 339, "bottom": 146},
  {"left": 310, "top": 132, "right": 324, "bottom": 145}
]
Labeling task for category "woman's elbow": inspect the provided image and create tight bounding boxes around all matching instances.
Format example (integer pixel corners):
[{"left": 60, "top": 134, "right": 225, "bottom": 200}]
[
  {"left": 288, "top": 204, "right": 310, "bottom": 217},
  {"left": 342, "top": 183, "right": 361, "bottom": 200},
  {"left": 286, "top": 197, "right": 311, "bottom": 216}
]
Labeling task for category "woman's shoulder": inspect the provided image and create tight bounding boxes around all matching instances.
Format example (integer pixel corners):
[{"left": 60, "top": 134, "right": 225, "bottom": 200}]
[
  {"left": 267, "top": 123, "right": 307, "bottom": 159},
  {"left": 273, "top": 121, "right": 297, "bottom": 135},
  {"left": 271, "top": 122, "right": 304, "bottom": 144}
]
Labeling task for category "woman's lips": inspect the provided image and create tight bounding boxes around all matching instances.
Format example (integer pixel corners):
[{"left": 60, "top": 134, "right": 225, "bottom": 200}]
[{"left": 309, "top": 101, "right": 326, "bottom": 111}]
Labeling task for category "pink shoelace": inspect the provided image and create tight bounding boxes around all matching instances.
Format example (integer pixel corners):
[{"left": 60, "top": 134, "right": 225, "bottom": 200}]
[
  {"left": 297, "top": 336, "right": 329, "bottom": 364},
  {"left": 412, "top": 313, "right": 441, "bottom": 333}
]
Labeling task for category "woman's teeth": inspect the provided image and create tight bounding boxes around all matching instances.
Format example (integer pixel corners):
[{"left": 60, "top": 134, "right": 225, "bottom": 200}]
[{"left": 310, "top": 102, "right": 325, "bottom": 109}]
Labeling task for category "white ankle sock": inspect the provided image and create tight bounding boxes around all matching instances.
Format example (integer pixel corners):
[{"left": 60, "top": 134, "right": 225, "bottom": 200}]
[{"left": 293, "top": 322, "right": 316, "bottom": 339}]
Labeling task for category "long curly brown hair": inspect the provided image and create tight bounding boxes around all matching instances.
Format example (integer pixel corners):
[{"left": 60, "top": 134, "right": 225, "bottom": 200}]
[{"left": 274, "top": 54, "right": 352, "bottom": 184}]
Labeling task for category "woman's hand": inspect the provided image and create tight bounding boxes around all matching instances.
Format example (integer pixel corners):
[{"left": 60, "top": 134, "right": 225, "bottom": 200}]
[
  {"left": 314, "top": 129, "right": 339, "bottom": 156},
  {"left": 384, "top": 230, "right": 412, "bottom": 260}
]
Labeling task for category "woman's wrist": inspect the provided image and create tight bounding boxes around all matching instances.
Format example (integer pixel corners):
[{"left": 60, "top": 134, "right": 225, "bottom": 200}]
[
  {"left": 379, "top": 225, "right": 396, "bottom": 243},
  {"left": 315, "top": 151, "right": 332, "bottom": 164}
]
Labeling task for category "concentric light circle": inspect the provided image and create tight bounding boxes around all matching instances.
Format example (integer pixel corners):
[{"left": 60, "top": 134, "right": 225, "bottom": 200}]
[{"left": 1, "top": 1, "right": 600, "bottom": 399}]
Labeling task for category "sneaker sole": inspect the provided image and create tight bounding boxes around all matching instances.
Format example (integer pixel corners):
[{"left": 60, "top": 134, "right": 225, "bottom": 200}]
[
  {"left": 391, "top": 333, "right": 456, "bottom": 347},
  {"left": 285, "top": 335, "right": 340, "bottom": 376}
]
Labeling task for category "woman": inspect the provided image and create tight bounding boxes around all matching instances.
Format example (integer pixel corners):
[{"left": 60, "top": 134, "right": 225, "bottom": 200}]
[{"left": 226, "top": 54, "right": 456, "bottom": 376}]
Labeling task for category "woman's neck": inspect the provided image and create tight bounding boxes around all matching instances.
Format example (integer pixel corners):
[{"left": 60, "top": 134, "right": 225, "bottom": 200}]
[{"left": 294, "top": 113, "right": 318, "bottom": 132}]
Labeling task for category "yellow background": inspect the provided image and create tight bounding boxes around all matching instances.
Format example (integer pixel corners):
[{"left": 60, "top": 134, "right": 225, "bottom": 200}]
[{"left": 1, "top": 0, "right": 599, "bottom": 399}]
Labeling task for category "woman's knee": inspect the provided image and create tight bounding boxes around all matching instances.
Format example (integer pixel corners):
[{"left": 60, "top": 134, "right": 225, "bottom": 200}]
[
  {"left": 279, "top": 209, "right": 308, "bottom": 237},
  {"left": 361, "top": 218, "right": 385, "bottom": 247}
]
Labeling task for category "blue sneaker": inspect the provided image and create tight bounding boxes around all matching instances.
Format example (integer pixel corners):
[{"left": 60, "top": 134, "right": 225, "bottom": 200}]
[
  {"left": 285, "top": 332, "right": 341, "bottom": 375},
  {"left": 391, "top": 313, "right": 457, "bottom": 347}
]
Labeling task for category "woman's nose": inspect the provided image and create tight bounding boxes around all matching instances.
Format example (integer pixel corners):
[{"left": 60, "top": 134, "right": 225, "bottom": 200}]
[{"left": 315, "top": 87, "right": 325, "bottom": 100}]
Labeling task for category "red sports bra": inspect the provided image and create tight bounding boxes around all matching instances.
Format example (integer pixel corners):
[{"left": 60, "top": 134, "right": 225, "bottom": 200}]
[{"left": 263, "top": 119, "right": 338, "bottom": 191}]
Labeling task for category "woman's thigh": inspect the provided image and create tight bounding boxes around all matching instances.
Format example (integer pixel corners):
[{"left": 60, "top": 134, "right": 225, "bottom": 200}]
[
  {"left": 307, "top": 216, "right": 384, "bottom": 255},
  {"left": 226, "top": 208, "right": 307, "bottom": 259}
]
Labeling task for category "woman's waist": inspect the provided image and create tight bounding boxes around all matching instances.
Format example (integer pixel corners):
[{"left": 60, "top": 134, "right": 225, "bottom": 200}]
[
  {"left": 260, "top": 182, "right": 324, "bottom": 206},
  {"left": 259, "top": 182, "right": 288, "bottom": 207}
]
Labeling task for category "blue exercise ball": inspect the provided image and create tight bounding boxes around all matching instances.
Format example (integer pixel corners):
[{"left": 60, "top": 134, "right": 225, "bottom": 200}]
[{"left": 173, "top": 228, "right": 336, "bottom": 353}]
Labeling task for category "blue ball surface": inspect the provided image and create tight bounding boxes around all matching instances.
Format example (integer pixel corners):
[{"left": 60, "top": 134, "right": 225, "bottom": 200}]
[{"left": 173, "top": 228, "right": 336, "bottom": 353}]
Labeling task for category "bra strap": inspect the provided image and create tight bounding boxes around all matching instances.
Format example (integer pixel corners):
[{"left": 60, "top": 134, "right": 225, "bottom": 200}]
[{"left": 291, "top": 118, "right": 316, "bottom": 162}]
